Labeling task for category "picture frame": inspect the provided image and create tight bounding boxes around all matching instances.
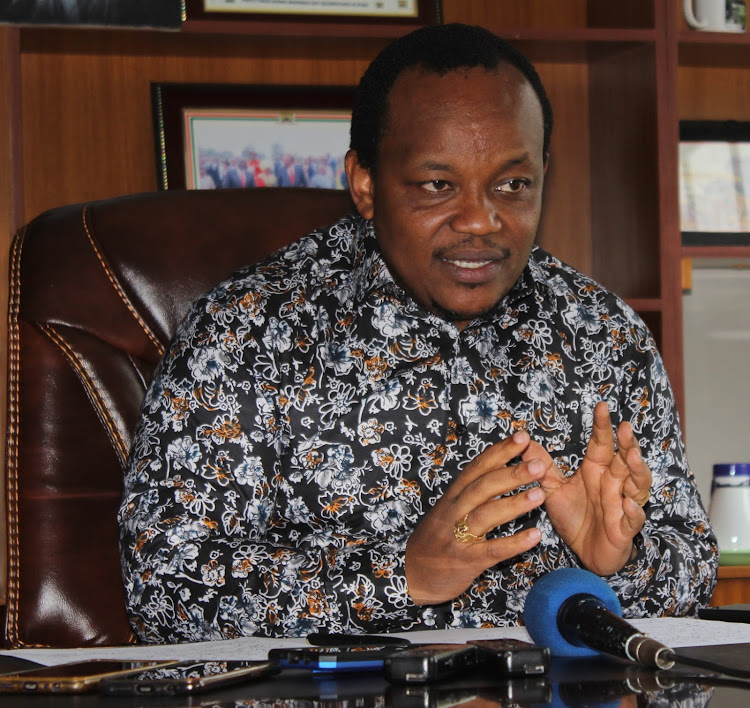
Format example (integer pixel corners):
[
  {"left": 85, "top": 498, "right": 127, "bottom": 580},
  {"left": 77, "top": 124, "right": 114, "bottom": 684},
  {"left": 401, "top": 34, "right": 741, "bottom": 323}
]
[
  {"left": 679, "top": 120, "right": 750, "bottom": 247},
  {"left": 181, "top": 0, "right": 442, "bottom": 34},
  {"left": 0, "top": 0, "right": 181, "bottom": 28},
  {"left": 151, "top": 82, "right": 354, "bottom": 191}
]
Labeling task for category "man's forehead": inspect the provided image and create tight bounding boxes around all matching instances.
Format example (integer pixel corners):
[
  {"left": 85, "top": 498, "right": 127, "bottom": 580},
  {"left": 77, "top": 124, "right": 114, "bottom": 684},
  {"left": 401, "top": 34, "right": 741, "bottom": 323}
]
[
  {"left": 383, "top": 64, "right": 542, "bottom": 134},
  {"left": 386, "top": 63, "right": 533, "bottom": 114}
]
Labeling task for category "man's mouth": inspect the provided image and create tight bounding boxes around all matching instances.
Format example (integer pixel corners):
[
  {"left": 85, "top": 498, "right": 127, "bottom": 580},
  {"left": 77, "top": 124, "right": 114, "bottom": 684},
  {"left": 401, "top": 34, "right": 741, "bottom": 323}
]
[{"left": 446, "top": 259, "right": 493, "bottom": 269}]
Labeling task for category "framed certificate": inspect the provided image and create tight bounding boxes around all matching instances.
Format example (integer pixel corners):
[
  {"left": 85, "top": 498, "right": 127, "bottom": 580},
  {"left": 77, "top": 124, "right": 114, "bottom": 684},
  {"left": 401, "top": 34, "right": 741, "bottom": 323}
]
[{"left": 182, "top": 0, "right": 442, "bottom": 33}]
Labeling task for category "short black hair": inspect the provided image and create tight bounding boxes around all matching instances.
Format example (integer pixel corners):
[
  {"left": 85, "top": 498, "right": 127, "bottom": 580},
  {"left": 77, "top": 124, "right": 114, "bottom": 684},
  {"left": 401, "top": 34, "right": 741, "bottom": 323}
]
[{"left": 350, "top": 23, "right": 553, "bottom": 172}]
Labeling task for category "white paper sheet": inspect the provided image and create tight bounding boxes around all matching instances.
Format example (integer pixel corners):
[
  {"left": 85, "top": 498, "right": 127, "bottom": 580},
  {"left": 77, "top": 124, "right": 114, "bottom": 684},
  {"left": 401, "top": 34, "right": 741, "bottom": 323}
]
[{"left": 1, "top": 618, "right": 749, "bottom": 667}]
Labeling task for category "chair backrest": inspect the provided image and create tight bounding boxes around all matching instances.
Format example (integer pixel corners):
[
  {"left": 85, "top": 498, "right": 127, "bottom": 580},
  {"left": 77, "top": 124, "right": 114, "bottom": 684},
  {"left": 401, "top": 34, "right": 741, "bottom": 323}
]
[{"left": 5, "top": 187, "right": 354, "bottom": 648}]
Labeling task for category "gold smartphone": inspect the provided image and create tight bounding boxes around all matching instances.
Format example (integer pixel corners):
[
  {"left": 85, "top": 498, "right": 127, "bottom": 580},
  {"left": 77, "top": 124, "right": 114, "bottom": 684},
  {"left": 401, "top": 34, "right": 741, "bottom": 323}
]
[
  {"left": 0, "top": 659, "right": 180, "bottom": 693},
  {"left": 98, "top": 659, "right": 280, "bottom": 696}
]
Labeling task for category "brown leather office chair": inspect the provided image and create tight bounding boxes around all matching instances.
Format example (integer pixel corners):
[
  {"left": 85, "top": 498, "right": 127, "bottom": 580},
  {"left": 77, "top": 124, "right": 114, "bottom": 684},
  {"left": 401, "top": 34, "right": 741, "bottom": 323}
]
[{"left": 4, "top": 187, "right": 354, "bottom": 648}]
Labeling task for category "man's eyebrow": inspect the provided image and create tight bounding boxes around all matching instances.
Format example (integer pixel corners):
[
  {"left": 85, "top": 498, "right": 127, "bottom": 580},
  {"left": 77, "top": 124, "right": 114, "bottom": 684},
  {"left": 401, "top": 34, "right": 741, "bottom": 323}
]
[
  {"left": 502, "top": 153, "right": 533, "bottom": 168},
  {"left": 417, "top": 154, "right": 534, "bottom": 173},
  {"left": 418, "top": 161, "right": 453, "bottom": 171}
]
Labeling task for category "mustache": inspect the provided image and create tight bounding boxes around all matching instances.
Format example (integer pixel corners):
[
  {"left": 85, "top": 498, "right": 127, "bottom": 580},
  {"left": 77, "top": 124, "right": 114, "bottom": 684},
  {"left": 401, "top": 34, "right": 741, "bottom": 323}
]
[{"left": 434, "top": 234, "right": 511, "bottom": 261}]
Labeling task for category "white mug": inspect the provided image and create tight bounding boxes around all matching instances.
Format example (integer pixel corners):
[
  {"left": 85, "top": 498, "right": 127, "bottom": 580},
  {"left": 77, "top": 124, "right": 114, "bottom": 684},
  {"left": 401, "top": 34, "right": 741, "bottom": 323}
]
[{"left": 684, "top": 0, "right": 746, "bottom": 31}]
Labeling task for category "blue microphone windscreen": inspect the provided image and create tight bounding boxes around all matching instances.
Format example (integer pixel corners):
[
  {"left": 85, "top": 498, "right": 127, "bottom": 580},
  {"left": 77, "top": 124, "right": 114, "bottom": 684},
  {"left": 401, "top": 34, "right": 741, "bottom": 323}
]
[{"left": 523, "top": 567, "right": 622, "bottom": 657}]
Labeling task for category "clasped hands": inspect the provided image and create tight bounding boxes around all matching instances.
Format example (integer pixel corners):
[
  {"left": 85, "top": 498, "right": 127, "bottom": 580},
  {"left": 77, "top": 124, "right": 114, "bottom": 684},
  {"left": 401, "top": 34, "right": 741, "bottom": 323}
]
[{"left": 404, "top": 401, "right": 652, "bottom": 605}]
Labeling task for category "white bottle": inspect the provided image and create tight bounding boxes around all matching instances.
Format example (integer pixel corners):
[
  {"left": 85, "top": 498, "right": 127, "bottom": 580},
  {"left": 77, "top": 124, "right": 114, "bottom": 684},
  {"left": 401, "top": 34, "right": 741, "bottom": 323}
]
[{"left": 708, "top": 463, "right": 750, "bottom": 565}]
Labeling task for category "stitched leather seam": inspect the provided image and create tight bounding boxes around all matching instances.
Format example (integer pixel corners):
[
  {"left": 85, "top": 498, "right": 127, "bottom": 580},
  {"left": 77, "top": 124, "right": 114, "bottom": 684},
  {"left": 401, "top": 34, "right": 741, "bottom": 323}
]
[
  {"left": 37, "top": 323, "right": 129, "bottom": 466},
  {"left": 127, "top": 352, "right": 148, "bottom": 390},
  {"left": 6, "top": 226, "right": 26, "bottom": 647},
  {"left": 82, "top": 205, "right": 165, "bottom": 356},
  {"left": 5, "top": 225, "right": 139, "bottom": 649}
]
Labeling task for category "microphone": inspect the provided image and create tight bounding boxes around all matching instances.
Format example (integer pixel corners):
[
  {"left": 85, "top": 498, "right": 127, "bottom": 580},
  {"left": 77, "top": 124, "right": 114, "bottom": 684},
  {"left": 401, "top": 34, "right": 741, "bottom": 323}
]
[{"left": 523, "top": 568, "right": 675, "bottom": 669}]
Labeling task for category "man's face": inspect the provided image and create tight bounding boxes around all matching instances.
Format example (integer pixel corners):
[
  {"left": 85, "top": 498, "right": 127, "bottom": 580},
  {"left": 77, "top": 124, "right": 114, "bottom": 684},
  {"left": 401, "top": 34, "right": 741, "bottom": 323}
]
[{"left": 347, "top": 65, "right": 547, "bottom": 328}]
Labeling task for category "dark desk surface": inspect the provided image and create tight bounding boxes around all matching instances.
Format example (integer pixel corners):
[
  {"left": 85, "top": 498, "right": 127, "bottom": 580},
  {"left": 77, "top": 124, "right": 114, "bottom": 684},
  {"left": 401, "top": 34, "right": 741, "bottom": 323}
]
[{"left": 0, "top": 645, "right": 749, "bottom": 707}]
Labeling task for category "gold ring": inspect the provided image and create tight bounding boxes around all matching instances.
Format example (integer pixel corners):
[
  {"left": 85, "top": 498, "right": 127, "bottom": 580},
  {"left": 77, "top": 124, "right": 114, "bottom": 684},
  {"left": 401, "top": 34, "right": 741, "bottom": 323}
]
[
  {"left": 623, "top": 490, "right": 649, "bottom": 507},
  {"left": 452, "top": 514, "right": 486, "bottom": 544}
]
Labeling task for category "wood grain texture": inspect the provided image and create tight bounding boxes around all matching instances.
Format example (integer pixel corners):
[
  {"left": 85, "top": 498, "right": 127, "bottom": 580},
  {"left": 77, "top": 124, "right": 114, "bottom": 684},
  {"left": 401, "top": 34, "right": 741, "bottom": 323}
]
[
  {"left": 710, "top": 566, "right": 750, "bottom": 606},
  {"left": 0, "top": 27, "right": 23, "bottom": 605},
  {"left": 441, "top": 0, "right": 587, "bottom": 29},
  {"left": 19, "top": 29, "right": 385, "bottom": 222}
]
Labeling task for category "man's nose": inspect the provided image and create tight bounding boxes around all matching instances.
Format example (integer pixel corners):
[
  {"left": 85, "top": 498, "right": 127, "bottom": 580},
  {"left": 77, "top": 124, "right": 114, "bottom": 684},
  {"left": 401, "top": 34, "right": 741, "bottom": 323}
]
[{"left": 449, "top": 189, "right": 500, "bottom": 235}]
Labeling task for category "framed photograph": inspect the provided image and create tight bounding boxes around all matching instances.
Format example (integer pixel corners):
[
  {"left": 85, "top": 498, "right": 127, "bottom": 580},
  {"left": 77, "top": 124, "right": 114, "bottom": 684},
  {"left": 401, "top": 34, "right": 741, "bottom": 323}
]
[
  {"left": 182, "top": 0, "right": 442, "bottom": 32},
  {"left": 152, "top": 83, "right": 353, "bottom": 191},
  {"left": 680, "top": 120, "right": 750, "bottom": 247},
  {"left": 0, "top": 0, "right": 181, "bottom": 28}
]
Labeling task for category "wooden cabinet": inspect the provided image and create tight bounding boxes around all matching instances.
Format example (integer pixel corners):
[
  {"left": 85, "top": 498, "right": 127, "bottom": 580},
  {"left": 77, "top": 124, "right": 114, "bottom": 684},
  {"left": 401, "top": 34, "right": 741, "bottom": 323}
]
[
  {"left": 1, "top": 1, "right": 749, "bottom": 598},
  {"left": 711, "top": 566, "right": 750, "bottom": 606}
]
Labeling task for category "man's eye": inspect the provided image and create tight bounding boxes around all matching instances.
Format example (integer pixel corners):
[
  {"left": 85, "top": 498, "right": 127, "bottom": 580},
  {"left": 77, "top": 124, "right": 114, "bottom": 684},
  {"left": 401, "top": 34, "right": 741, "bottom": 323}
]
[
  {"left": 497, "top": 179, "right": 528, "bottom": 194},
  {"left": 422, "top": 180, "right": 451, "bottom": 193}
]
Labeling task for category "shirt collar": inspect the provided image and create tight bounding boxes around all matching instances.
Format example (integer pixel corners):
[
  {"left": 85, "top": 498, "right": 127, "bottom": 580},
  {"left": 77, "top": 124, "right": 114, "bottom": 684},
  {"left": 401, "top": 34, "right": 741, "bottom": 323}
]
[{"left": 349, "top": 218, "right": 397, "bottom": 303}]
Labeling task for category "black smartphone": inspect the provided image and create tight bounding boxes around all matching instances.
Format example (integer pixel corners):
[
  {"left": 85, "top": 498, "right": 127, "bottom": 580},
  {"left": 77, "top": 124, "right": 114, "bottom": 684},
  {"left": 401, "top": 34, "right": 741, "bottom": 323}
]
[
  {"left": 383, "top": 644, "right": 482, "bottom": 684},
  {"left": 306, "top": 632, "right": 411, "bottom": 648},
  {"left": 468, "top": 637, "right": 550, "bottom": 675},
  {"left": 0, "top": 659, "right": 179, "bottom": 694},
  {"left": 98, "top": 659, "right": 279, "bottom": 696},
  {"left": 698, "top": 604, "right": 750, "bottom": 623},
  {"left": 268, "top": 644, "right": 399, "bottom": 673}
]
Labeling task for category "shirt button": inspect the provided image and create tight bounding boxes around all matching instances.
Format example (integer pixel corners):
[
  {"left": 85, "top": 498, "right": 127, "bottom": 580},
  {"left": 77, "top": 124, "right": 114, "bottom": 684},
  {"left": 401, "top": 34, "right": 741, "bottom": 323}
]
[{"left": 456, "top": 424, "right": 468, "bottom": 437}]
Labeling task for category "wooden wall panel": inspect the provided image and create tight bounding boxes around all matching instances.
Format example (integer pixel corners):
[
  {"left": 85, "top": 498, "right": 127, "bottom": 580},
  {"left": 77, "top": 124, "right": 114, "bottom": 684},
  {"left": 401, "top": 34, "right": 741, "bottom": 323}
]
[
  {"left": 441, "top": 0, "right": 587, "bottom": 28},
  {"left": 18, "top": 27, "right": 594, "bottom": 274},
  {"left": 678, "top": 65, "right": 750, "bottom": 120},
  {"left": 532, "top": 61, "right": 592, "bottom": 276},
  {"left": 19, "top": 29, "right": 387, "bottom": 223}
]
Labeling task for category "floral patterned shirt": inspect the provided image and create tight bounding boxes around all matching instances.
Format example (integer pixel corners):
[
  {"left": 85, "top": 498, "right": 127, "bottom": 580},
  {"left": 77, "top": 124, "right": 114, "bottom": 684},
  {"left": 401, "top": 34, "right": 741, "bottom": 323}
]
[{"left": 119, "top": 214, "right": 718, "bottom": 643}]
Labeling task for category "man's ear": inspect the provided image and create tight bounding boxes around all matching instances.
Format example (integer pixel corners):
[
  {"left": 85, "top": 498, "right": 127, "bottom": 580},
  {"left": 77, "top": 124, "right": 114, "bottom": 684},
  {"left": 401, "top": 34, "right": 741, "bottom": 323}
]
[{"left": 345, "top": 150, "right": 375, "bottom": 221}]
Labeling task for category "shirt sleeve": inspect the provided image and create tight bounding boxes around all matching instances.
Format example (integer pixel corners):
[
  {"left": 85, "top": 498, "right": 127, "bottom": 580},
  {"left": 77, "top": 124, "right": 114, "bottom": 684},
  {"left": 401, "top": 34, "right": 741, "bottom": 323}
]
[
  {"left": 119, "top": 293, "right": 423, "bottom": 642},
  {"left": 603, "top": 317, "right": 719, "bottom": 617}
]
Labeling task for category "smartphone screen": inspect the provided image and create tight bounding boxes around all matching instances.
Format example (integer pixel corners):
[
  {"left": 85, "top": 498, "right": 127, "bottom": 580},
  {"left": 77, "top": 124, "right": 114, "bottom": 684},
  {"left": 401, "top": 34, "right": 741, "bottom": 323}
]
[
  {"left": 99, "top": 659, "right": 279, "bottom": 696},
  {"left": 0, "top": 659, "right": 179, "bottom": 694}
]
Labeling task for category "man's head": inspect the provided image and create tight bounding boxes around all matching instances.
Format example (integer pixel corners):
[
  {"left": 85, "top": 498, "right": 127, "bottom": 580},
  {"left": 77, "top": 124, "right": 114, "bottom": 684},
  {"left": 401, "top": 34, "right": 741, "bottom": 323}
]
[
  {"left": 345, "top": 24, "right": 552, "bottom": 329},
  {"left": 349, "top": 23, "right": 553, "bottom": 173}
]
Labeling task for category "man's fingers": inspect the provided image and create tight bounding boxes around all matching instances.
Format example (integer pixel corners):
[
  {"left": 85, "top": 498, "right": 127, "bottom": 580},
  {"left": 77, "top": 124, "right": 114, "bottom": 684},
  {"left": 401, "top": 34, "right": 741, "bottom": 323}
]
[
  {"left": 615, "top": 425, "right": 652, "bottom": 503},
  {"left": 466, "top": 485, "right": 545, "bottom": 537},
  {"left": 479, "top": 527, "right": 542, "bottom": 565},
  {"left": 451, "top": 430, "right": 531, "bottom": 492},
  {"left": 460, "top": 430, "right": 531, "bottom": 479},
  {"left": 522, "top": 439, "right": 565, "bottom": 490},
  {"left": 454, "top": 457, "right": 546, "bottom": 517},
  {"left": 584, "top": 401, "right": 616, "bottom": 467},
  {"left": 621, "top": 495, "right": 647, "bottom": 534}
]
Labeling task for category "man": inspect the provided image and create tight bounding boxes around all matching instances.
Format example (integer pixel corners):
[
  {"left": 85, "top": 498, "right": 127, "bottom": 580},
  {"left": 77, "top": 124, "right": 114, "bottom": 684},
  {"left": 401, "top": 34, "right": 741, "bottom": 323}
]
[
  {"left": 276, "top": 154, "right": 308, "bottom": 187},
  {"left": 119, "top": 24, "right": 717, "bottom": 643},
  {"left": 221, "top": 158, "right": 256, "bottom": 189}
]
